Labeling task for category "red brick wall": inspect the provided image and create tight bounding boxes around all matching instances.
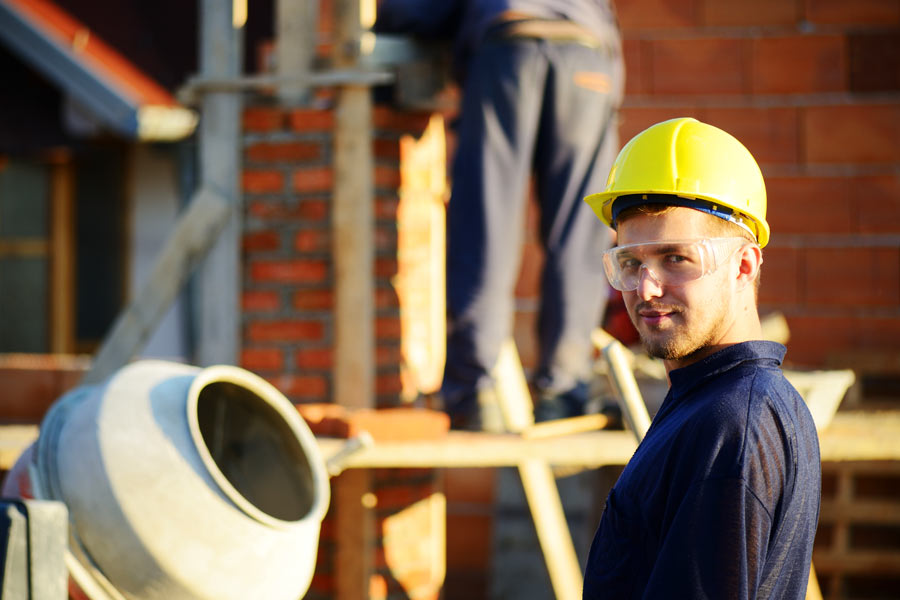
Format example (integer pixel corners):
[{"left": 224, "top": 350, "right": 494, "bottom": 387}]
[
  {"left": 241, "top": 105, "right": 436, "bottom": 406},
  {"left": 612, "top": 0, "right": 900, "bottom": 373},
  {"left": 239, "top": 1, "right": 899, "bottom": 598},
  {"left": 241, "top": 106, "right": 332, "bottom": 400},
  {"left": 241, "top": 101, "right": 442, "bottom": 600}
]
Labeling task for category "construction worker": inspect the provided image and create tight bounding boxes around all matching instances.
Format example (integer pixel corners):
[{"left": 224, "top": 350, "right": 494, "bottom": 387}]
[
  {"left": 374, "top": 0, "right": 624, "bottom": 429},
  {"left": 582, "top": 118, "right": 821, "bottom": 599}
]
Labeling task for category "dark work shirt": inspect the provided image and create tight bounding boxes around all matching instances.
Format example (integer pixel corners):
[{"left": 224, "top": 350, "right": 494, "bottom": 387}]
[{"left": 584, "top": 341, "right": 821, "bottom": 599}]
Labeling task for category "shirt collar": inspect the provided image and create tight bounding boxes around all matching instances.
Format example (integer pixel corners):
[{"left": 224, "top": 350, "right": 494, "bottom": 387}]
[{"left": 667, "top": 340, "right": 787, "bottom": 399}]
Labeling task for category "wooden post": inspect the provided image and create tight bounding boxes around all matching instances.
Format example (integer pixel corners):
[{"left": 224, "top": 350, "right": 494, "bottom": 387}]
[
  {"left": 49, "top": 153, "right": 74, "bottom": 354},
  {"left": 193, "top": 0, "right": 243, "bottom": 367},
  {"left": 334, "top": 470, "right": 375, "bottom": 600},
  {"left": 332, "top": 0, "right": 374, "bottom": 411},
  {"left": 493, "top": 340, "right": 585, "bottom": 600},
  {"left": 332, "top": 2, "right": 375, "bottom": 598},
  {"left": 517, "top": 459, "right": 585, "bottom": 600},
  {"left": 602, "top": 340, "right": 652, "bottom": 440}
]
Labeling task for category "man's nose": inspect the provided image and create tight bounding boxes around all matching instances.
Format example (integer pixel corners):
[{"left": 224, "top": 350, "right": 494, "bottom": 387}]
[{"left": 635, "top": 265, "right": 664, "bottom": 300}]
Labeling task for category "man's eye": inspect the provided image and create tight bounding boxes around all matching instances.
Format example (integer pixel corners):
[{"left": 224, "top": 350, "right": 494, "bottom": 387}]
[
  {"left": 664, "top": 254, "right": 689, "bottom": 264},
  {"left": 619, "top": 257, "right": 641, "bottom": 270}
]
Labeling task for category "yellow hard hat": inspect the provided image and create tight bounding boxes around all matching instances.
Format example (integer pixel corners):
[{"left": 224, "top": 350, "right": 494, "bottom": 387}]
[{"left": 585, "top": 117, "right": 770, "bottom": 248}]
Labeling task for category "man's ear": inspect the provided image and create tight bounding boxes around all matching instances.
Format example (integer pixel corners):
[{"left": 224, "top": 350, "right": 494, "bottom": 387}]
[{"left": 735, "top": 244, "right": 763, "bottom": 291}]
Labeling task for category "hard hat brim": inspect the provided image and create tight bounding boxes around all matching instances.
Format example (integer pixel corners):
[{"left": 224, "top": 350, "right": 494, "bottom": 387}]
[{"left": 584, "top": 190, "right": 771, "bottom": 248}]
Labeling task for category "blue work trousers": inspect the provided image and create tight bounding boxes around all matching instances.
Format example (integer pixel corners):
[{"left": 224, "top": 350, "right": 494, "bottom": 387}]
[{"left": 443, "top": 35, "right": 623, "bottom": 407}]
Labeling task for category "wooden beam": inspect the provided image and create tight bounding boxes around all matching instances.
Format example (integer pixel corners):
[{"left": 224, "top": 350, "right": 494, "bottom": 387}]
[
  {"left": 819, "top": 499, "right": 900, "bottom": 524},
  {"left": 5, "top": 413, "right": 900, "bottom": 472},
  {"left": 522, "top": 414, "right": 610, "bottom": 440},
  {"left": 1, "top": 427, "right": 634, "bottom": 473},
  {"left": 808, "top": 552, "right": 900, "bottom": 574}
]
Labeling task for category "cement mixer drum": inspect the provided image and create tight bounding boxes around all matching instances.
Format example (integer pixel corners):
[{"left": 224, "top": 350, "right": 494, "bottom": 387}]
[{"left": 30, "top": 360, "right": 330, "bottom": 600}]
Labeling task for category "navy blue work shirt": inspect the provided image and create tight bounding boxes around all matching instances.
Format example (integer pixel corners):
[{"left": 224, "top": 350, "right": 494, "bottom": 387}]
[{"left": 584, "top": 341, "right": 821, "bottom": 599}]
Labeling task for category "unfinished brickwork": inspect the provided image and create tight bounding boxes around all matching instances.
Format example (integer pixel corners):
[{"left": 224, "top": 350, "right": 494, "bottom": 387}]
[
  {"left": 611, "top": 0, "right": 900, "bottom": 379},
  {"left": 241, "top": 101, "right": 445, "bottom": 600},
  {"left": 241, "top": 105, "right": 438, "bottom": 405}
]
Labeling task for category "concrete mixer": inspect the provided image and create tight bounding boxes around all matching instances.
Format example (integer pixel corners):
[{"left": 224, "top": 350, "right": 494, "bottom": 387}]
[{"left": 2, "top": 360, "right": 331, "bottom": 600}]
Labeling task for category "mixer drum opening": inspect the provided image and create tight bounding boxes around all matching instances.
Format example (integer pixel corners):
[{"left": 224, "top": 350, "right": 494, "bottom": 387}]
[{"left": 195, "top": 381, "right": 315, "bottom": 522}]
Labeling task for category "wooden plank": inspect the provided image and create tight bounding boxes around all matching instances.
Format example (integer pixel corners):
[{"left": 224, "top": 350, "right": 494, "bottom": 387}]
[
  {"left": 0, "top": 426, "right": 639, "bottom": 472},
  {"left": 5, "top": 418, "right": 900, "bottom": 472},
  {"left": 820, "top": 499, "right": 900, "bottom": 524},
  {"left": 810, "top": 552, "right": 900, "bottom": 574},
  {"left": 823, "top": 460, "right": 900, "bottom": 474},
  {"left": 323, "top": 430, "right": 637, "bottom": 468},
  {"left": 818, "top": 411, "right": 900, "bottom": 462},
  {"left": 522, "top": 414, "right": 609, "bottom": 440}
]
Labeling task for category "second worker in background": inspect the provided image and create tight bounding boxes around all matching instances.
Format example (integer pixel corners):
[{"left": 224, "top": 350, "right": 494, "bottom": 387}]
[{"left": 375, "top": 0, "right": 624, "bottom": 429}]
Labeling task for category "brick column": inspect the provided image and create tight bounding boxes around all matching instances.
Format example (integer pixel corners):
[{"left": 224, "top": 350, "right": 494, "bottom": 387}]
[{"left": 240, "top": 100, "right": 446, "bottom": 600}]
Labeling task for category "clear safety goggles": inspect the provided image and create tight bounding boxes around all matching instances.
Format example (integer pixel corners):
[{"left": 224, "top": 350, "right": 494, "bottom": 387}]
[{"left": 602, "top": 237, "right": 752, "bottom": 292}]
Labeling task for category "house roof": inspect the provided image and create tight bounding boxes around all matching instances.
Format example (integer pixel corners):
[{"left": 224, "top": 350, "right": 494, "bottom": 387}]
[{"left": 0, "top": 0, "right": 197, "bottom": 141}]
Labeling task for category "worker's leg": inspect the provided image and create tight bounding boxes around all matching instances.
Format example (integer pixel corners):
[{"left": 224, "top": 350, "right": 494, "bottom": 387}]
[
  {"left": 531, "top": 40, "right": 624, "bottom": 420},
  {"left": 442, "top": 39, "right": 546, "bottom": 427}
]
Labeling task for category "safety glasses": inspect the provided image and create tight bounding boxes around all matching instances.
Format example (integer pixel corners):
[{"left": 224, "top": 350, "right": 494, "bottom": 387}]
[{"left": 602, "top": 237, "right": 752, "bottom": 292}]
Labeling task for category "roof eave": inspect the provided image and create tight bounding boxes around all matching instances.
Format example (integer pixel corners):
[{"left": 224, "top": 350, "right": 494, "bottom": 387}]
[{"left": 0, "top": 0, "right": 197, "bottom": 141}]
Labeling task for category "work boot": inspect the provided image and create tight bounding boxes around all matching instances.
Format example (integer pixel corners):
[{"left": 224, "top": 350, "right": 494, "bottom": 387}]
[
  {"left": 532, "top": 382, "right": 590, "bottom": 423},
  {"left": 444, "top": 388, "right": 506, "bottom": 433}
]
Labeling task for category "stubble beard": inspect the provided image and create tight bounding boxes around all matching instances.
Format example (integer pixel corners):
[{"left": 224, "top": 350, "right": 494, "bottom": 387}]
[{"left": 633, "top": 296, "right": 730, "bottom": 362}]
